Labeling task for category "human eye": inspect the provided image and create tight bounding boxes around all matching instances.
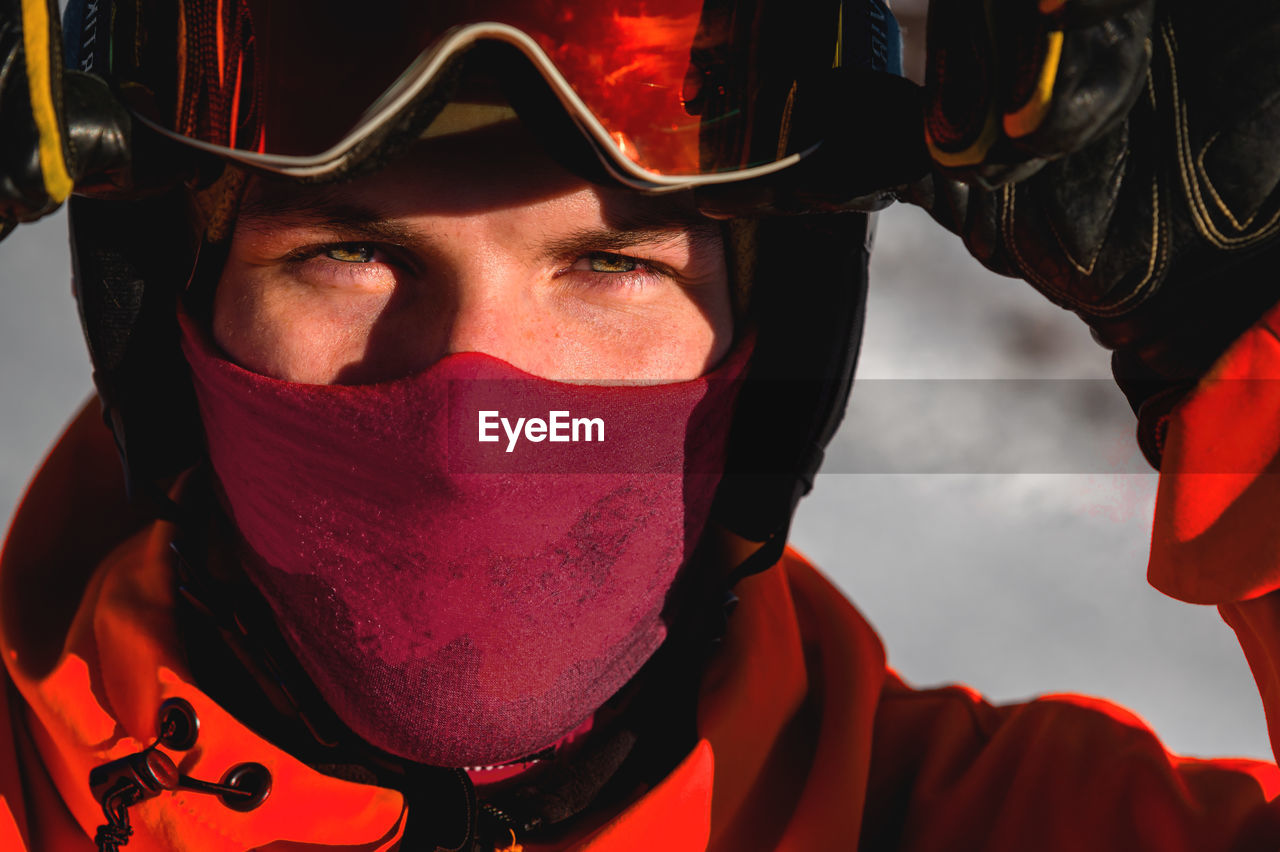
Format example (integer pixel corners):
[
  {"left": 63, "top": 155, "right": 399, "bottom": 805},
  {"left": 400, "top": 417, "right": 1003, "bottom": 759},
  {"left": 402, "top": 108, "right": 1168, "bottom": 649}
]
[
  {"left": 323, "top": 243, "right": 377, "bottom": 263},
  {"left": 560, "top": 251, "right": 669, "bottom": 292},
  {"left": 295, "top": 241, "right": 394, "bottom": 266},
  {"left": 284, "top": 241, "right": 404, "bottom": 290}
]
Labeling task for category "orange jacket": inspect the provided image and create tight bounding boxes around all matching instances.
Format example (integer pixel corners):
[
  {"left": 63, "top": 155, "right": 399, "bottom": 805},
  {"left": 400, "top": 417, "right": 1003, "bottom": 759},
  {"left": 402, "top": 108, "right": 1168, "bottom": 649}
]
[{"left": 7, "top": 303, "right": 1280, "bottom": 850}]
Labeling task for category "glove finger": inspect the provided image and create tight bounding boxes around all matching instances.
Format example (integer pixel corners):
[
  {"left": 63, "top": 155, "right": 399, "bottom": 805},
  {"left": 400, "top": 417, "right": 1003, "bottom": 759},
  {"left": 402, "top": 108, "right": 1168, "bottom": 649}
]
[
  {"left": 62, "top": 70, "right": 139, "bottom": 197},
  {"left": 1002, "top": 1, "right": 1155, "bottom": 158},
  {"left": 1049, "top": 0, "right": 1152, "bottom": 25},
  {"left": 1003, "top": 0, "right": 1157, "bottom": 157},
  {"left": 17, "top": 0, "right": 72, "bottom": 205},
  {"left": 0, "top": 0, "right": 73, "bottom": 226},
  {"left": 923, "top": 0, "right": 1092, "bottom": 167},
  {"left": 1040, "top": 0, "right": 1150, "bottom": 29},
  {"left": 924, "top": 0, "right": 1154, "bottom": 182},
  {"left": 924, "top": 0, "right": 1002, "bottom": 169}
]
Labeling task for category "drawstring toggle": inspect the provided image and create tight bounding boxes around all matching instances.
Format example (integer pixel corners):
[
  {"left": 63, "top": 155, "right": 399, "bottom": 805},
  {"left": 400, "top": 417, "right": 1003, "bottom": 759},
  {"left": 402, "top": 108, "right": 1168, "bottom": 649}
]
[{"left": 89, "top": 698, "right": 271, "bottom": 850}]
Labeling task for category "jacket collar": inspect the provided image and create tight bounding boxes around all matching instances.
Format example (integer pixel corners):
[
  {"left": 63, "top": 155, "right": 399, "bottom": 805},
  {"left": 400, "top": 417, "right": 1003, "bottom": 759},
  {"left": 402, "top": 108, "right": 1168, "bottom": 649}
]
[{"left": 3, "top": 404, "right": 887, "bottom": 849}]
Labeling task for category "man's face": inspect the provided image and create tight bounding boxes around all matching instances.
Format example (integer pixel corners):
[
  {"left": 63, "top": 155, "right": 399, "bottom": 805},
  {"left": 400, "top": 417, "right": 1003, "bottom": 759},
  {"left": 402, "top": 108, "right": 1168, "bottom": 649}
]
[{"left": 213, "top": 120, "right": 734, "bottom": 385}]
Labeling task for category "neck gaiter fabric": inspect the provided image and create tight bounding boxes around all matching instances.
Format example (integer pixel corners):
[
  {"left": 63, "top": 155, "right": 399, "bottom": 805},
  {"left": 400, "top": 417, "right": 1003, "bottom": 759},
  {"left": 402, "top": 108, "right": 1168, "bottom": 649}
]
[{"left": 179, "top": 312, "right": 749, "bottom": 768}]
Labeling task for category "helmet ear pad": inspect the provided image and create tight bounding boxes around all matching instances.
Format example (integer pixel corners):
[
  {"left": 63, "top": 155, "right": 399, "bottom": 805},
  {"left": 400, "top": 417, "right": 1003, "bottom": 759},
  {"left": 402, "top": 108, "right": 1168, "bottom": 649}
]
[
  {"left": 70, "top": 191, "right": 208, "bottom": 504},
  {"left": 711, "top": 212, "right": 871, "bottom": 570}
]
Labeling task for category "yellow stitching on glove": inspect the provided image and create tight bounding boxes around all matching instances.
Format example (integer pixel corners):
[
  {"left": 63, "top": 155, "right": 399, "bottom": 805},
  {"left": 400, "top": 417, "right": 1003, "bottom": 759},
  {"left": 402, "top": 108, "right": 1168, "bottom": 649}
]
[
  {"left": 22, "top": 0, "right": 73, "bottom": 203},
  {"left": 1163, "top": 22, "right": 1280, "bottom": 249},
  {"left": 1003, "top": 30, "right": 1064, "bottom": 139},
  {"left": 1001, "top": 172, "right": 1166, "bottom": 316}
]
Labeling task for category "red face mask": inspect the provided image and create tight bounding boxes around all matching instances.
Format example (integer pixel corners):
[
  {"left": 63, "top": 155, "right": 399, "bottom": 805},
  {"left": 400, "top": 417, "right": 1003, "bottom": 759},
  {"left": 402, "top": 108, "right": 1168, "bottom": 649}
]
[{"left": 180, "top": 312, "right": 748, "bottom": 768}]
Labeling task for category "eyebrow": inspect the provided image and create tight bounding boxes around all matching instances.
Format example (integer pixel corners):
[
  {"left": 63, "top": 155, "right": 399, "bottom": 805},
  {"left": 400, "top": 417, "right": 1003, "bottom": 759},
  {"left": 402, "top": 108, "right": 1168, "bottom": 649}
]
[
  {"left": 538, "top": 216, "right": 722, "bottom": 261},
  {"left": 238, "top": 192, "right": 421, "bottom": 247},
  {"left": 237, "top": 187, "right": 723, "bottom": 257}
]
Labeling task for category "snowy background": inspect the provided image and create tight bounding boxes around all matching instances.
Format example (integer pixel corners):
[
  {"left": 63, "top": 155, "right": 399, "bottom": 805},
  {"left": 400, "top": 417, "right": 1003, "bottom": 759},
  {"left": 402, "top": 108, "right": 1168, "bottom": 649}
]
[
  {"left": 792, "top": 202, "right": 1265, "bottom": 759},
  {"left": 0, "top": 0, "right": 1269, "bottom": 760}
]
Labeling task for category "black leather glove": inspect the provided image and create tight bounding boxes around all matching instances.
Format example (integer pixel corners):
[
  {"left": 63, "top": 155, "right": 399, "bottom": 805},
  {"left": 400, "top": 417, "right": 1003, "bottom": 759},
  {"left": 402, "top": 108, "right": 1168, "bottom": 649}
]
[
  {"left": 903, "top": 0, "right": 1280, "bottom": 466},
  {"left": 1, "top": 0, "right": 133, "bottom": 240}
]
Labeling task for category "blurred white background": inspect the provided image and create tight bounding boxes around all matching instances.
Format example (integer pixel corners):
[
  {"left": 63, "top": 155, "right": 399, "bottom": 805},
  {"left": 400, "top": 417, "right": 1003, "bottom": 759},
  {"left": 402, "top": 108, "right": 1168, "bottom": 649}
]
[
  {"left": 0, "top": 0, "right": 1268, "bottom": 761},
  {"left": 792, "top": 202, "right": 1265, "bottom": 759}
]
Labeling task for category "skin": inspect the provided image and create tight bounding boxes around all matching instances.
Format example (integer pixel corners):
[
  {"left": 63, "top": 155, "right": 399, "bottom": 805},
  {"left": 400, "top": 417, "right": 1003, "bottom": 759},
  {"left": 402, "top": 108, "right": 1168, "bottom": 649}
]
[{"left": 213, "top": 120, "right": 733, "bottom": 385}]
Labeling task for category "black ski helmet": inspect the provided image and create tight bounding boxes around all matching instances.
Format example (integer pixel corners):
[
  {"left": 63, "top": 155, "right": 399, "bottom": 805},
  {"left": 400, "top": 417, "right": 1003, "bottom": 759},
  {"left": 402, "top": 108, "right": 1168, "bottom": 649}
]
[{"left": 60, "top": 0, "right": 920, "bottom": 577}]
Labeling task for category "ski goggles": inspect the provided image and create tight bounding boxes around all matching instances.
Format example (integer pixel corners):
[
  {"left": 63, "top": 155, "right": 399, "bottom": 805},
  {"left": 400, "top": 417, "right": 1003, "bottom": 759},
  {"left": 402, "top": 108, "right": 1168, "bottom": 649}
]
[{"left": 73, "top": 0, "right": 901, "bottom": 189}]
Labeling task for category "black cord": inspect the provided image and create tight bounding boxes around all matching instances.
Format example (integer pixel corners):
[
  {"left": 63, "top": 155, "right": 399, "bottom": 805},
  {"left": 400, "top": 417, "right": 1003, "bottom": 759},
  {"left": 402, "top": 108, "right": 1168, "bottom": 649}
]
[{"left": 94, "top": 786, "right": 137, "bottom": 852}]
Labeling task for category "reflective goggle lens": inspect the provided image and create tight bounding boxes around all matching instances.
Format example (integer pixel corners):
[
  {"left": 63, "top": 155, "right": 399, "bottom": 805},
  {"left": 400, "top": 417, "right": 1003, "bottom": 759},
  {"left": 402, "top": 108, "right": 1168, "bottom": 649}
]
[{"left": 107, "top": 0, "right": 859, "bottom": 179}]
